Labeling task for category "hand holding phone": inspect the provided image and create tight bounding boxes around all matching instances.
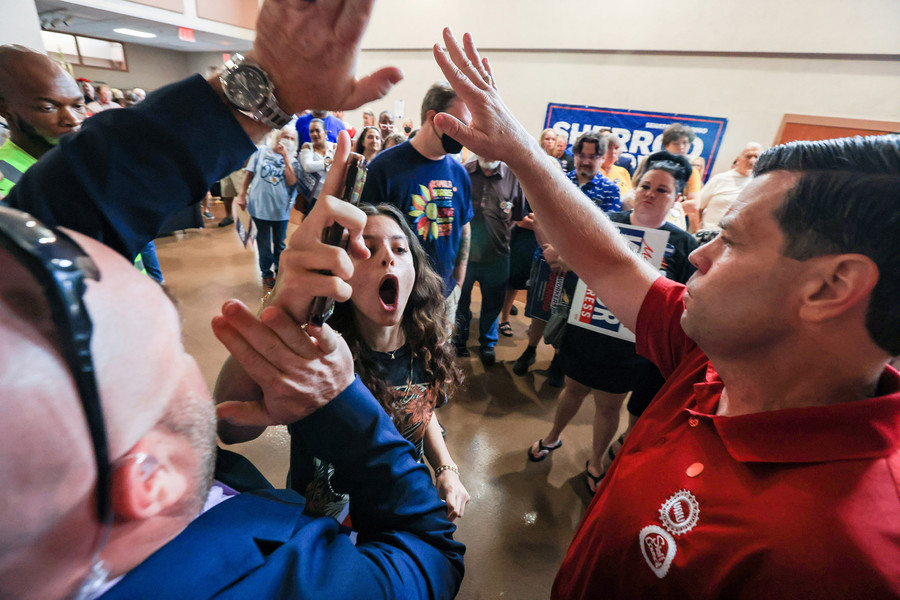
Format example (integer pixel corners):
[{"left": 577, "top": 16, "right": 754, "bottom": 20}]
[{"left": 307, "top": 152, "right": 367, "bottom": 326}]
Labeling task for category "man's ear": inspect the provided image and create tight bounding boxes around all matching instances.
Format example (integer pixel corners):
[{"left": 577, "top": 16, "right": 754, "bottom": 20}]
[
  {"left": 110, "top": 432, "right": 190, "bottom": 522},
  {"left": 798, "top": 254, "right": 879, "bottom": 323},
  {"left": 425, "top": 109, "right": 437, "bottom": 126}
]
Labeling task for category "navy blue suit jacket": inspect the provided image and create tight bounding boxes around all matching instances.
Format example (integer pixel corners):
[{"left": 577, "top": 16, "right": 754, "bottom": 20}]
[
  {"left": 5, "top": 77, "right": 464, "bottom": 598},
  {"left": 103, "top": 380, "right": 464, "bottom": 599}
]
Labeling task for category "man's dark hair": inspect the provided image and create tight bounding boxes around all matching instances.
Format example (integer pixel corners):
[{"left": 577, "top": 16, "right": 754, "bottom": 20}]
[
  {"left": 420, "top": 82, "right": 458, "bottom": 125},
  {"left": 573, "top": 131, "right": 608, "bottom": 157},
  {"left": 661, "top": 123, "right": 696, "bottom": 147},
  {"left": 755, "top": 134, "right": 900, "bottom": 355}
]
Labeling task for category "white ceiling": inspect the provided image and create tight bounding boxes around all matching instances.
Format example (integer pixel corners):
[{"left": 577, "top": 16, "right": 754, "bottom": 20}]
[{"left": 34, "top": 0, "right": 253, "bottom": 53}]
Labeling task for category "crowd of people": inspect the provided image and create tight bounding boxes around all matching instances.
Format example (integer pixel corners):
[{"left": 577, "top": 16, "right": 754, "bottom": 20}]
[{"left": 0, "top": 1, "right": 898, "bottom": 598}]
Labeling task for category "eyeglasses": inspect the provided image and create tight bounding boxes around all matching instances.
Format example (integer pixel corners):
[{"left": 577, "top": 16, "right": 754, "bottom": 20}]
[
  {"left": 0, "top": 206, "right": 111, "bottom": 523},
  {"left": 575, "top": 153, "right": 602, "bottom": 161}
]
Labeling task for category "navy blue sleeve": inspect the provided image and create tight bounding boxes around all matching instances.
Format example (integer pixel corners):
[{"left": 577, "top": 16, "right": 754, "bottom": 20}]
[
  {"left": 289, "top": 377, "right": 466, "bottom": 599},
  {"left": 103, "top": 378, "right": 464, "bottom": 600},
  {"left": 6, "top": 75, "right": 257, "bottom": 260}
]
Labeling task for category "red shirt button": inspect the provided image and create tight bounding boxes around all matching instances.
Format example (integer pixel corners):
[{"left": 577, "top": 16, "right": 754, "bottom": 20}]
[
  {"left": 686, "top": 462, "right": 704, "bottom": 477},
  {"left": 688, "top": 417, "right": 700, "bottom": 427}
]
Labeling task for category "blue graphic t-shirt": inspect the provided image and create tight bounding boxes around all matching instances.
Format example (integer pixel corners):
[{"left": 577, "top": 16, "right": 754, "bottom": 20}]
[
  {"left": 567, "top": 170, "right": 621, "bottom": 213},
  {"left": 361, "top": 141, "right": 473, "bottom": 295},
  {"left": 245, "top": 147, "right": 300, "bottom": 221}
]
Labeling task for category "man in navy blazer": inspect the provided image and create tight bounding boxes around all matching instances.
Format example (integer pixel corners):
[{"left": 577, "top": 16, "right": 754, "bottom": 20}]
[{"left": 0, "top": 1, "right": 463, "bottom": 598}]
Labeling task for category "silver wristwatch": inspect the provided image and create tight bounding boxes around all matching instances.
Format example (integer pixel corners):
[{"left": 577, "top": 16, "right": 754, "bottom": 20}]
[{"left": 220, "top": 53, "right": 293, "bottom": 129}]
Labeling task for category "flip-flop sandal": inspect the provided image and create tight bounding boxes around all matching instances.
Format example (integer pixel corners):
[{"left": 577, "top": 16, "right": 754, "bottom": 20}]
[
  {"left": 528, "top": 438, "right": 562, "bottom": 462},
  {"left": 585, "top": 460, "right": 604, "bottom": 496},
  {"left": 499, "top": 321, "right": 513, "bottom": 337}
]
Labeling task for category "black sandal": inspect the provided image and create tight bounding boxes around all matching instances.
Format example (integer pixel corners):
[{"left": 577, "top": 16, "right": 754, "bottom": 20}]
[
  {"left": 499, "top": 321, "right": 513, "bottom": 337},
  {"left": 527, "top": 438, "right": 562, "bottom": 462},
  {"left": 585, "top": 461, "right": 604, "bottom": 496}
]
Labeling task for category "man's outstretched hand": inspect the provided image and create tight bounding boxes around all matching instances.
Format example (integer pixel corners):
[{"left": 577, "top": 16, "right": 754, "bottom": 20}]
[
  {"left": 251, "top": 0, "right": 404, "bottom": 114},
  {"left": 431, "top": 28, "right": 538, "bottom": 171}
]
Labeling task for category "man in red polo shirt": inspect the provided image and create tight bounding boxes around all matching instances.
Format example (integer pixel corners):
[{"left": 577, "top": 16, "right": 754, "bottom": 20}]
[{"left": 432, "top": 30, "right": 900, "bottom": 598}]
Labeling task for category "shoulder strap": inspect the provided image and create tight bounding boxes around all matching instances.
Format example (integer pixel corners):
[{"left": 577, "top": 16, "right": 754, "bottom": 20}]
[{"left": 0, "top": 160, "right": 24, "bottom": 185}]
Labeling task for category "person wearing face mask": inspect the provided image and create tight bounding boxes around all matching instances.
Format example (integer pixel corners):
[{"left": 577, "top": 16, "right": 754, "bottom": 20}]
[
  {"left": 362, "top": 82, "right": 474, "bottom": 336},
  {"left": 236, "top": 126, "right": 300, "bottom": 289},
  {"left": 402, "top": 118, "right": 415, "bottom": 136},
  {"left": 453, "top": 155, "right": 526, "bottom": 365},
  {"left": 527, "top": 153, "right": 698, "bottom": 495}
]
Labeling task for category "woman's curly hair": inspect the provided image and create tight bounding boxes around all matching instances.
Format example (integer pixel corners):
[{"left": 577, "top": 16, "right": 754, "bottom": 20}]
[{"left": 329, "top": 203, "right": 462, "bottom": 410}]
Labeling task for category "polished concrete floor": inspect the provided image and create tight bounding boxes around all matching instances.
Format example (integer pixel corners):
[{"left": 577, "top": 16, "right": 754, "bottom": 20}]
[{"left": 156, "top": 203, "right": 626, "bottom": 600}]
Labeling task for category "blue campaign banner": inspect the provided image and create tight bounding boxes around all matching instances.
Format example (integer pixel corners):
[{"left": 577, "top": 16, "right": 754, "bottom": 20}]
[{"left": 544, "top": 103, "right": 728, "bottom": 180}]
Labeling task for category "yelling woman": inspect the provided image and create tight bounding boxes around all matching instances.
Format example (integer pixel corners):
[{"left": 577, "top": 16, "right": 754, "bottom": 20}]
[{"left": 215, "top": 199, "right": 470, "bottom": 522}]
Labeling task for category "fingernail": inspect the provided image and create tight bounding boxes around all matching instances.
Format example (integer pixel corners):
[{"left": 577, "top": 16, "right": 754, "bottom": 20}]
[{"left": 222, "top": 300, "right": 239, "bottom": 316}]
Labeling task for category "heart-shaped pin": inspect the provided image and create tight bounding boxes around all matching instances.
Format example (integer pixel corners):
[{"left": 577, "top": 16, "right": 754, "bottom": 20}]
[{"left": 639, "top": 525, "right": 676, "bottom": 579}]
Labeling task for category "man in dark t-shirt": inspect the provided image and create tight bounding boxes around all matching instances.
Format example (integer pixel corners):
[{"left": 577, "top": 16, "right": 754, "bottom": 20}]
[{"left": 361, "top": 83, "right": 473, "bottom": 334}]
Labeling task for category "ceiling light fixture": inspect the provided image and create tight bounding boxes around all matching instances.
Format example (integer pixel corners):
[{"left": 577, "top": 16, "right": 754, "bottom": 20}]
[{"left": 113, "top": 28, "right": 157, "bottom": 39}]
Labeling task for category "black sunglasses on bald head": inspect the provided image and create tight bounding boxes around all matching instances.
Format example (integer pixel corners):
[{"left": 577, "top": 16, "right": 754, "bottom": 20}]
[{"left": 0, "top": 205, "right": 111, "bottom": 524}]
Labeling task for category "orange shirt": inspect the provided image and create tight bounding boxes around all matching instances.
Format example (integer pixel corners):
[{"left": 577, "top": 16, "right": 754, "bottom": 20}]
[{"left": 599, "top": 164, "right": 633, "bottom": 196}]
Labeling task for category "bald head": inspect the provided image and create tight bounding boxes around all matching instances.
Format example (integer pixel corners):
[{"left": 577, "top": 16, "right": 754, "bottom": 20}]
[
  {"left": 735, "top": 142, "right": 764, "bottom": 176},
  {"left": 0, "top": 45, "right": 86, "bottom": 158},
  {"left": 0, "top": 226, "right": 214, "bottom": 598}
]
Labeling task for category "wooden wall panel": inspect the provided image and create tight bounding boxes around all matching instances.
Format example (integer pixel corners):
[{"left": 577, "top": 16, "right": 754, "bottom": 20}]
[
  {"left": 196, "top": 0, "right": 259, "bottom": 29},
  {"left": 775, "top": 115, "right": 899, "bottom": 145},
  {"left": 126, "top": 0, "right": 184, "bottom": 13}
]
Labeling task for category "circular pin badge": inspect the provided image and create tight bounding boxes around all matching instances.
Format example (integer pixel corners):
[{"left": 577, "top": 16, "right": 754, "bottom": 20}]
[{"left": 659, "top": 489, "right": 700, "bottom": 536}]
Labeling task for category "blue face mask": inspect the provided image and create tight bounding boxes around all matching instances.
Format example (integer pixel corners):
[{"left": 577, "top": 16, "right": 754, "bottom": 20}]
[{"left": 440, "top": 133, "right": 463, "bottom": 155}]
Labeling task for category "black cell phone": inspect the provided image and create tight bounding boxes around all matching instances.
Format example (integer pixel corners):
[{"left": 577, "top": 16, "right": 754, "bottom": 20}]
[{"left": 307, "top": 152, "right": 368, "bottom": 327}]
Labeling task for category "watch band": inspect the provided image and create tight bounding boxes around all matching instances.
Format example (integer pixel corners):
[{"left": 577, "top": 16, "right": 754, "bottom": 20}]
[
  {"left": 221, "top": 54, "right": 293, "bottom": 130},
  {"left": 257, "top": 95, "right": 293, "bottom": 130}
]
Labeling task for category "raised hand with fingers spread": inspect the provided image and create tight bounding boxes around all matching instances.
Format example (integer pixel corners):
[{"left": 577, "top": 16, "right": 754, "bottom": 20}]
[
  {"left": 251, "top": 0, "right": 404, "bottom": 115},
  {"left": 430, "top": 29, "right": 540, "bottom": 171}
]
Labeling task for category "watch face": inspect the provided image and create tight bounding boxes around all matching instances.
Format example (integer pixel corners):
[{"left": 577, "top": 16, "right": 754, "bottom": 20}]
[{"left": 226, "top": 66, "right": 269, "bottom": 111}]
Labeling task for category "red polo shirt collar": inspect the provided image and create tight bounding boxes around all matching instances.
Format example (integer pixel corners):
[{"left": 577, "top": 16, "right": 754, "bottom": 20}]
[{"left": 686, "top": 364, "right": 900, "bottom": 464}]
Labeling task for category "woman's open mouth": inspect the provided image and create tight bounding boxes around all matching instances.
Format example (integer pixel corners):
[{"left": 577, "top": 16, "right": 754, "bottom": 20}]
[{"left": 378, "top": 275, "right": 399, "bottom": 311}]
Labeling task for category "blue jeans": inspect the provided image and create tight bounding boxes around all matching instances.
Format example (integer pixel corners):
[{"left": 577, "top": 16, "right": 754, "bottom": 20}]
[
  {"left": 139, "top": 241, "right": 164, "bottom": 284},
  {"left": 455, "top": 256, "right": 510, "bottom": 348},
  {"left": 254, "top": 218, "right": 288, "bottom": 278}
]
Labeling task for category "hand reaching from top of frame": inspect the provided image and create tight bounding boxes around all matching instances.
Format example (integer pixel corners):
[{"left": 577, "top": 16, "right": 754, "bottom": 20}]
[
  {"left": 251, "top": 0, "right": 404, "bottom": 114},
  {"left": 430, "top": 28, "right": 538, "bottom": 170}
]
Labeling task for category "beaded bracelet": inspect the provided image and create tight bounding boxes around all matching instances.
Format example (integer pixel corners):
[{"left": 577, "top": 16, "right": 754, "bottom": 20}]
[{"left": 434, "top": 464, "right": 459, "bottom": 477}]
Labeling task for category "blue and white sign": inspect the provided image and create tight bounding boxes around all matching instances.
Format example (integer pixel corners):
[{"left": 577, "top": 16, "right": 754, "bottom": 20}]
[
  {"left": 544, "top": 103, "right": 728, "bottom": 180},
  {"left": 567, "top": 223, "right": 670, "bottom": 342}
]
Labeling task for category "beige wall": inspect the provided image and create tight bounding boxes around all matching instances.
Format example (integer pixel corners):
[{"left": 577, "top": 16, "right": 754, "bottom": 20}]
[
  {"left": 48, "top": 0, "right": 900, "bottom": 178},
  {"left": 72, "top": 42, "right": 190, "bottom": 91},
  {"left": 343, "top": 48, "right": 900, "bottom": 177},
  {"left": 363, "top": 0, "right": 900, "bottom": 55}
]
